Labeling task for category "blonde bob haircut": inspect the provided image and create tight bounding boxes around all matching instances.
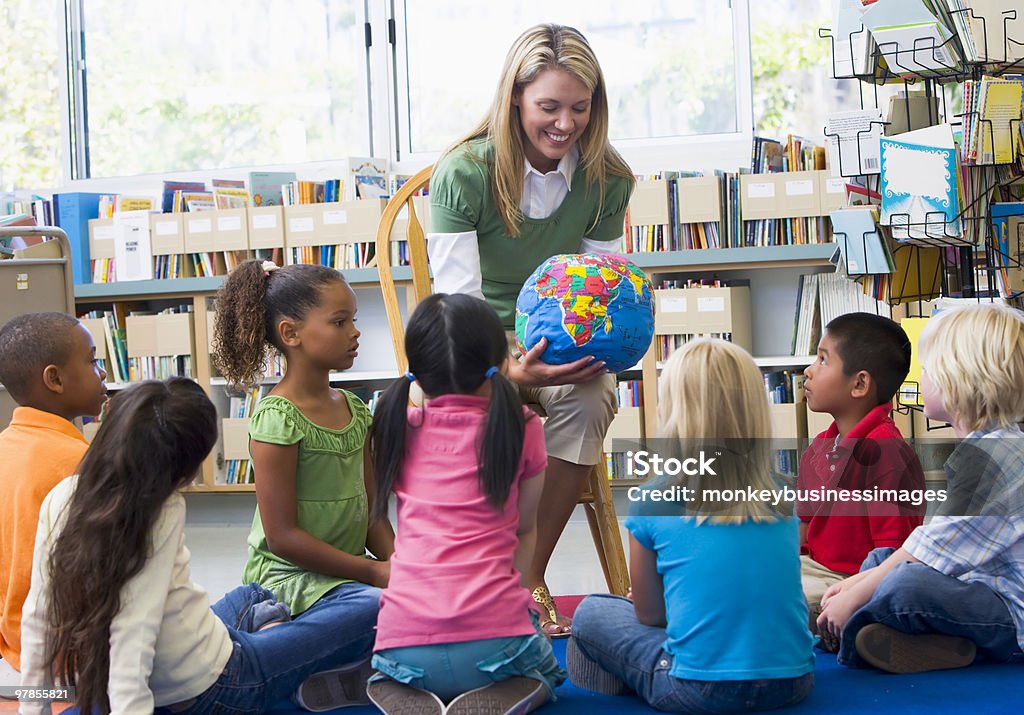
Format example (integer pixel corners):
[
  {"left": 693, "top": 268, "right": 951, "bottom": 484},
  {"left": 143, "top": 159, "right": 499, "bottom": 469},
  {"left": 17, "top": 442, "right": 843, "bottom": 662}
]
[
  {"left": 919, "top": 302, "right": 1024, "bottom": 433},
  {"left": 657, "top": 338, "right": 783, "bottom": 523},
  {"left": 448, "top": 23, "right": 635, "bottom": 237}
]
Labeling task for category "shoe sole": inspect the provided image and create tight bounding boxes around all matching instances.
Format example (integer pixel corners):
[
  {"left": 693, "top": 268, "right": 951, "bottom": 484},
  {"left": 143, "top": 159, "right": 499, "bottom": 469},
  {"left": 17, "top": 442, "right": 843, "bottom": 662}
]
[
  {"left": 366, "top": 680, "right": 444, "bottom": 715},
  {"left": 445, "top": 677, "right": 547, "bottom": 715},
  {"left": 855, "top": 623, "right": 976, "bottom": 674},
  {"left": 296, "top": 658, "right": 373, "bottom": 711},
  {"left": 565, "top": 638, "right": 628, "bottom": 696}
]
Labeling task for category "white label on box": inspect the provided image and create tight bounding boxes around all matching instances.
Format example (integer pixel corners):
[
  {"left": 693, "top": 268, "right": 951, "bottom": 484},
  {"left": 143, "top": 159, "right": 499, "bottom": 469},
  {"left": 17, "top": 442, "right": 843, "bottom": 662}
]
[
  {"left": 154, "top": 220, "right": 178, "bottom": 236},
  {"left": 660, "top": 297, "right": 687, "bottom": 313},
  {"left": 94, "top": 226, "right": 116, "bottom": 241},
  {"left": 785, "top": 179, "right": 814, "bottom": 196},
  {"left": 697, "top": 296, "right": 726, "bottom": 313},
  {"left": 323, "top": 209, "right": 348, "bottom": 225},
  {"left": 289, "top": 217, "right": 315, "bottom": 233},
  {"left": 252, "top": 213, "right": 277, "bottom": 230},
  {"left": 826, "top": 177, "right": 846, "bottom": 194},
  {"left": 217, "top": 215, "right": 242, "bottom": 231},
  {"left": 188, "top": 218, "right": 212, "bottom": 234},
  {"left": 747, "top": 182, "right": 775, "bottom": 199}
]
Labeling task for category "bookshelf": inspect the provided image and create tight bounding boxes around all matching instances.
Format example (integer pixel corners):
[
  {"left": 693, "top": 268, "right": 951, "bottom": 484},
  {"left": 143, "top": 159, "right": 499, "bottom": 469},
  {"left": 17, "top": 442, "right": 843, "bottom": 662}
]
[{"left": 73, "top": 269, "right": 405, "bottom": 493}]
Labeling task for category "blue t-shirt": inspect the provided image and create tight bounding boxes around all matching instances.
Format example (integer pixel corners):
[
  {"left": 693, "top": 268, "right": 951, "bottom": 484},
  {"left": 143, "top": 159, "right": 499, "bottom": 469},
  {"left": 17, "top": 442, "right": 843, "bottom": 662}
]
[{"left": 625, "top": 513, "right": 815, "bottom": 681}]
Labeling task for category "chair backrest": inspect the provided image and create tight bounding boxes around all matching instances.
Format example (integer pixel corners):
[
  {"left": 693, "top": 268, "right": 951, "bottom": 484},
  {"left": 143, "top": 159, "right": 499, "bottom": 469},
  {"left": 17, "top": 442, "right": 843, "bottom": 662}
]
[{"left": 375, "top": 165, "right": 433, "bottom": 373}]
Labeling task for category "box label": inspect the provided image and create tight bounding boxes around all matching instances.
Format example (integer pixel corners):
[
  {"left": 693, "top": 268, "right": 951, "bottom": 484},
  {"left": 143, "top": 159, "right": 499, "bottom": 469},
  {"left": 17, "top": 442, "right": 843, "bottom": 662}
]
[
  {"left": 252, "top": 214, "right": 277, "bottom": 230},
  {"left": 697, "top": 296, "right": 726, "bottom": 313},
  {"left": 747, "top": 182, "right": 775, "bottom": 199},
  {"left": 323, "top": 209, "right": 348, "bottom": 225},
  {"left": 188, "top": 219, "right": 212, "bottom": 234},
  {"left": 289, "top": 217, "right": 315, "bottom": 233},
  {"left": 217, "top": 216, "right": 242, "bottom": 231},
  {"left": 785, "top": 179, "right": 814, "bottom": 196}
]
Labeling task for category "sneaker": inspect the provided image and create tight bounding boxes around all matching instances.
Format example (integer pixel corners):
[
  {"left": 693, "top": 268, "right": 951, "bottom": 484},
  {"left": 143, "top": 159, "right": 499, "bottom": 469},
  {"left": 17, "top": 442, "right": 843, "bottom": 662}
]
[
  {"left": 854, "top": 623, "right": 977, "bottom": 674},
  {"left": 445, "top": 677, "right": 549, "bottom": 715},
  {"left": 366, "top": 679, "right": 444, "bottom": 715},
  {"left": 295, "top": 658, "right": 373, "bottom": 711},
  {"left": 565, "top": 637, "right": 627, "bottom": 695}
]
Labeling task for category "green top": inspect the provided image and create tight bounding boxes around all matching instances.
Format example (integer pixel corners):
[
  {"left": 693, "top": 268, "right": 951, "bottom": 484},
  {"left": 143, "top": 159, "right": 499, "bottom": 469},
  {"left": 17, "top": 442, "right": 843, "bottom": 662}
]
[
  {"left": 242, "top": 390, "right": 371, "bottom": 615},
  {"left": 430, "top": 138, "right": 633, "bottom": 328}
]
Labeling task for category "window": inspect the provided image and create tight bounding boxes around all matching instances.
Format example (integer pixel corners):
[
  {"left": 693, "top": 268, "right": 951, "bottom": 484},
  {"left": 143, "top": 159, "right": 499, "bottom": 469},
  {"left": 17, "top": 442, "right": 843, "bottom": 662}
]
[
  {"left": 76, "top": 0, "right": 371, "bottom": 178},
  {"left": 0, "top": 0, "right": 64, "bottom": 191},
  {"left": 395, "top": 0, "right": 744, "bottom": 160}
]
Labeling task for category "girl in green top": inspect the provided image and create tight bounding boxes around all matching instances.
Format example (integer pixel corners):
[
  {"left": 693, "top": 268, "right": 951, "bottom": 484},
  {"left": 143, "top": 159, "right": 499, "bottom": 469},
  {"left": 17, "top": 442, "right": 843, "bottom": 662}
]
[
  {"left": 427, "top": 23, "right": 635, "bottom": 637},
  {"left": 214, "top": 259, "right": 394, "bottom": 708}
]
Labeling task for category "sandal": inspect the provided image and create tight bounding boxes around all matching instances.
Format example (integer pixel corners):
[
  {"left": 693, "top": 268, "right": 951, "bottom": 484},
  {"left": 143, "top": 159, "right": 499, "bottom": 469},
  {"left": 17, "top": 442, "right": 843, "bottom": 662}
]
[{"left": 531, "top": 585, "right": 570, "bottom": 639}]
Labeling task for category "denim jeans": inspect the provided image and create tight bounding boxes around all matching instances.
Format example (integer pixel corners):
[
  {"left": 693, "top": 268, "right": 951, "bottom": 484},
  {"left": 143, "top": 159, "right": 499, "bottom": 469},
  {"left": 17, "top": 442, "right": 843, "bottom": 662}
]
[
  {"left": 156, "top": 581, "right": 381, "bottom": 714},
  {"left": 838, "top": 547, "right": 1024, "bottom": 667},
  {"left": 371, "top": 611, "right": 566, "bottom": 702},
  {"left": 572, "top": 595, "right": 813, "bottom": 714}
]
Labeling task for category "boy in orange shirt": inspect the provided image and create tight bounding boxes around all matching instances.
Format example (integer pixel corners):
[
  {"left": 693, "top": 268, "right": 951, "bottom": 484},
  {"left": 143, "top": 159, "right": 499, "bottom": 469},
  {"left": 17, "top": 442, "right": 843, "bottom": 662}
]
[{"left": 0, "top": 312, "right": 107, "bottom": 681}]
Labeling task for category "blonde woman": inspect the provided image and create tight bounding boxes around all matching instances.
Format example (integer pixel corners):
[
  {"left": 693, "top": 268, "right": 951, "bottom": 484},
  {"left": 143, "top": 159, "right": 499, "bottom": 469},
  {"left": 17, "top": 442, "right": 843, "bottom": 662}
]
[
  {"left": 568, "top": 339, "right": 815, "bottom": 713},
  {"left": 819, "top": 303, "right": 1024, "bottom": 674},
  {"left": 427, "top": 23, "right": 636, "bottom": 638}
]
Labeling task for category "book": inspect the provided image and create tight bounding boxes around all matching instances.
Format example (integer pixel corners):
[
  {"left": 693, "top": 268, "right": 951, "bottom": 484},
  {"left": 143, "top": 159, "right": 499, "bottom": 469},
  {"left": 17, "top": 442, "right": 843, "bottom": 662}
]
[
  {"left": 112, "top": 211, "right": 154, "bottom": 282},
  {"left": 880, "top": 124, "right": 962, "bottom": 243},
  {"left": 825, "top": 109, "right": 883, "bottom": 176},
  {"left": 52, "top": 193, "right": 105, "bottom": 284},
  {"left": 161, "top": 181, "right": 206, "bottom": 213},
  {"left": 348, "top": 158, "right": 389, "bottom": 200},
  {"left": 248, "top": 171, "right": 296, "bottom": 206},
  {"left": 830, "top": 206, "right": 895, "bottom": 275}
]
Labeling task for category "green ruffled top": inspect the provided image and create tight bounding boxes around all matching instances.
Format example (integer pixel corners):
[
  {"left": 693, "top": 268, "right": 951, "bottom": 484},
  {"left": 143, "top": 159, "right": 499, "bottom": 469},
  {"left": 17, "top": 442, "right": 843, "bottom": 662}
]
[{"left": 242, "top": 390, "right": 371, "bottom": 615}]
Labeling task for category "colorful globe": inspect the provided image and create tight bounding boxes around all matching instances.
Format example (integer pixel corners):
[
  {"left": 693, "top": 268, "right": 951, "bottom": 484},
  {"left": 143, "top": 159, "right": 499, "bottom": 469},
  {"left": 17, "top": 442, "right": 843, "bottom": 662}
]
[{"left": 514, "top": 253, "right": 655, "bottom": 373}]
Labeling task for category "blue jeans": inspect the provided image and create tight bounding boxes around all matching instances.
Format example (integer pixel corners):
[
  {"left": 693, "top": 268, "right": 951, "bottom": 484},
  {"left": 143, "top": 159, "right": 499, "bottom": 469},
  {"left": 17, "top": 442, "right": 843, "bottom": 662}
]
[
  {"left": 572, "top": 595, "right": 813, "bottom": 714},
  {"left": 838, "top": 547, "right": 1024, "bottom": 667},
  {"left": 371, "top": 612, "right": 566, "bottom": 702},
  {"left": 157, "top": 582, "right": 381, "bottom": 714}
]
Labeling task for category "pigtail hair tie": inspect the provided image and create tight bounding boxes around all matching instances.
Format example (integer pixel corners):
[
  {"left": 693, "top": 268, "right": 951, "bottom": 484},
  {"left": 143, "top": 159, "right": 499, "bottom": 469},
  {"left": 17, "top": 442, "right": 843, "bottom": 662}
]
[
  {"left": 404, "top": 371, "right": 416, "bottom": 382},
  {"left": 485, "top": 366, "right": 499, "bottom": 380}
]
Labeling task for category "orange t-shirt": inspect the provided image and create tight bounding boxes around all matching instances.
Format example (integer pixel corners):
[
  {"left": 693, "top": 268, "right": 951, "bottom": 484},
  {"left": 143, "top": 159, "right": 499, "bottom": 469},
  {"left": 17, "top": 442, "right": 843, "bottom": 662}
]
[{"left": 0, "top": 407, "right": 88, "bottom": 671}]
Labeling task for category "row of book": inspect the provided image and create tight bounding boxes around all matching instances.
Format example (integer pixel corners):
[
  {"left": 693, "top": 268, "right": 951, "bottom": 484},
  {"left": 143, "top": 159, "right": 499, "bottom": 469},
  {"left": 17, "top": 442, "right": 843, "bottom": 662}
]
[
  {"left": 792, "top": 271, "right": 890, "bottom": 356},
  {"left": 223, "top": 386, "right": 271, "bottom": 485}
]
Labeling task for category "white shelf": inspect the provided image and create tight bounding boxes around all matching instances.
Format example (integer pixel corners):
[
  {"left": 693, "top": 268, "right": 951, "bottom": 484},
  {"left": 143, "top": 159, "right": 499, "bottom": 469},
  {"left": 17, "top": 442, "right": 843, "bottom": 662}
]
[
  {"left": 208, "top": 370, "right": 398, "bottom": 387},
  {"left": 654, "top": 355, "right": 815, "bottom": 371}
]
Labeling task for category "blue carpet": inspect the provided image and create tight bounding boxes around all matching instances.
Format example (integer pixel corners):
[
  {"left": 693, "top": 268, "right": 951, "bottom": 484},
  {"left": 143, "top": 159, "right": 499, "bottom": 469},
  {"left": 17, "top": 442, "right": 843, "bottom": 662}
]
[{"left": 270, "top": 640, "right": 1022, "bottom": 714}]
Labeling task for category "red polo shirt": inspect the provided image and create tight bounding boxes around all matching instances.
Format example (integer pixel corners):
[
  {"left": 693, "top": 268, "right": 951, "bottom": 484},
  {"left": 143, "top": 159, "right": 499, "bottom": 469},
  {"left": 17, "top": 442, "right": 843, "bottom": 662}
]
[{"left": 797, "top": 403, "right": 925, "bottom": 574}]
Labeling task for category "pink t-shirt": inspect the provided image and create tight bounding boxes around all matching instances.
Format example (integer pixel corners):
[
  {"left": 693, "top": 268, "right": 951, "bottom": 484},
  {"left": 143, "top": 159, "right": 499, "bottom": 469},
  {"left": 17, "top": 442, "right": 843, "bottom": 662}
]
[{"left": 374, "top": 394, "right": 547, "bottom": 650}]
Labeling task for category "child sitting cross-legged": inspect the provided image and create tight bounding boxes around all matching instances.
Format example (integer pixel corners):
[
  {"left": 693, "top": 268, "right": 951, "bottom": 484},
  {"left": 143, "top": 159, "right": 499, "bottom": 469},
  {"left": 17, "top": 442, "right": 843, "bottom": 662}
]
[
  {"left": 818, "top": 303, "right": 1024, "bottom": 673},
  {"left": 798, "top": 312, "right": 926, "bottom": 644},
  {"left": 568, "top": 338, "right": 815, "bottom": 713},
  {"left": 366, "top": 293, "right": 565, "bottom": 715}
]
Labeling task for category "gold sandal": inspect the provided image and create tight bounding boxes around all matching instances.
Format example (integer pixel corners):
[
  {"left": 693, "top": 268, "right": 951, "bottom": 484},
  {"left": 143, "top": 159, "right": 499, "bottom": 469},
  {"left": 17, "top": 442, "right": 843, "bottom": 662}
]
[{"left": 531, "top": 585, "right": 570, "bottom": 639}]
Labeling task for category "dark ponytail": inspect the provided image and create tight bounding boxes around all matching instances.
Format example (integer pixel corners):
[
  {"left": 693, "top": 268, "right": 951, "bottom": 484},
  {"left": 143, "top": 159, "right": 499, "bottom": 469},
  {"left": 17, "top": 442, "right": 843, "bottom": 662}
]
[
  {"left": 368, "top": 373, "right": 413, "bottom": 521},
  {"left": 369, "top": 294, "right": 525, "bottom": 513},
  {"left": 213, "top": 259, "right": 348, "bottom": 387}
]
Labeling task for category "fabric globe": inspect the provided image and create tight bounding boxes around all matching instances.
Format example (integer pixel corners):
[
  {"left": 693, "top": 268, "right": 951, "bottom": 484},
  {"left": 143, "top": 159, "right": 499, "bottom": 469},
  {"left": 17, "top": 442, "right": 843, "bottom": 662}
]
[{"left": 514, "top": 253, "right": 655, "bottom": 373}]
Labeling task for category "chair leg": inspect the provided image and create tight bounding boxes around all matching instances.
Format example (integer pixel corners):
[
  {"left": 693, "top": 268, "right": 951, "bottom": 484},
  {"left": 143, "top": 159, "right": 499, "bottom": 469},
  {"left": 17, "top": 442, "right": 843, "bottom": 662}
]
[{"left": 585, "top": 462, "right": 630, "bottom": 596}]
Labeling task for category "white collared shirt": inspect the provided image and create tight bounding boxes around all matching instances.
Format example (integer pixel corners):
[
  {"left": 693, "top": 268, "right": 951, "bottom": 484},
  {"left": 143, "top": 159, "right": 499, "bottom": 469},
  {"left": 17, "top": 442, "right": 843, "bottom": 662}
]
[{"left": 427, "top": 147, "right": 623, "bottom": 298}]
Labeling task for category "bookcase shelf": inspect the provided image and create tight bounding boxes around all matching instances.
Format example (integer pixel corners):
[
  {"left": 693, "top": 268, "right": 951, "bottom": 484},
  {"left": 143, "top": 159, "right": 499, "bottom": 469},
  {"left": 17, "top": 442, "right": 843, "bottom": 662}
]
[{"left": 628, "top": 243, "right": 837, "bottom": 272}]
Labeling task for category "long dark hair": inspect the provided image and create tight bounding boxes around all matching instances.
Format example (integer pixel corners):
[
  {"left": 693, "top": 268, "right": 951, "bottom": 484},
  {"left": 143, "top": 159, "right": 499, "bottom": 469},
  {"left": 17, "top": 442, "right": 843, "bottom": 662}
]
[
  {"left": 45, "top": 378, "right": 217, "bottom": 714},
  {"left": 369, "top": 294, "right": 525, "bottom": 517},
  {"left": 213, "top": 259, "right": 348, "bottom": 387}
]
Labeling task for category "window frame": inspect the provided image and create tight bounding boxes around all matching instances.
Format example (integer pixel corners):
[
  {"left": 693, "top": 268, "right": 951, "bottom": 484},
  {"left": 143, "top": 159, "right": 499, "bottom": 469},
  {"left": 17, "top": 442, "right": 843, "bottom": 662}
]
[{"left": 59, "top": 0, "right": 754, "bottom": 185}]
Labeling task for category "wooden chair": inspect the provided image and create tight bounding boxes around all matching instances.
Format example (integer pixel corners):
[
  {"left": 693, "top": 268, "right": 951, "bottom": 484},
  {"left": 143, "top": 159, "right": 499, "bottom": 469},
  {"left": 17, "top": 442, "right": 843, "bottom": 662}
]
[{"left": 375, "top": 165, "right": 630, "bottom": 596}]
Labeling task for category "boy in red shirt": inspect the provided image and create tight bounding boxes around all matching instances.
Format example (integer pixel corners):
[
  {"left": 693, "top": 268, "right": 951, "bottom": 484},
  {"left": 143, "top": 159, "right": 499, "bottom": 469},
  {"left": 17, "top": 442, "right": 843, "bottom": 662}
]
[
  {"left": 798, "top": 312, "right": 925, "bottom": 646},
  {"left": 0, "top": 312, "right": 107, "bottom": 682}
]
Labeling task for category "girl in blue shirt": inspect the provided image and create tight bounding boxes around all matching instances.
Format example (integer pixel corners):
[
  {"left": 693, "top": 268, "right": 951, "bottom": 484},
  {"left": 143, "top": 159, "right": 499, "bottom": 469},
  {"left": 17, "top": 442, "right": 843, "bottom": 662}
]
[{"left": 568, "top": 338, "right": 815, "bottom": 713}]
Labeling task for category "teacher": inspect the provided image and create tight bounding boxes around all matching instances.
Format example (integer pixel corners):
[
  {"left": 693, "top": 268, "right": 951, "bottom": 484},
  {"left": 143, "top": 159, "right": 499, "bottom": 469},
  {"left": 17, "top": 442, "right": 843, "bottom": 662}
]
[{"left": 427, "top": 23, "right": 635, "bottom": 637}]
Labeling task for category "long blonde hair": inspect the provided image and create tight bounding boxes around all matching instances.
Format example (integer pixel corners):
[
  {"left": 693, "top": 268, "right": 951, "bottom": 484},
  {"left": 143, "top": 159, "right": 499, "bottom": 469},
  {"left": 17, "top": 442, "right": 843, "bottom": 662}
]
[
  {"left": 445, "top": 23, "right": 634, "bottom": 237},
  {"left": 657, "top": 338, "right": 782, "bottom": 523}
]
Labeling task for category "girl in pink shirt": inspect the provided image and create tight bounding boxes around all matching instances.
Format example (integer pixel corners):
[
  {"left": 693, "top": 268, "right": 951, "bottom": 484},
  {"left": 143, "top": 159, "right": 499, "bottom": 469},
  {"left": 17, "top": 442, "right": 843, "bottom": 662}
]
[{"left": 366, "top": 293, "right": 565, "bottom": 715}]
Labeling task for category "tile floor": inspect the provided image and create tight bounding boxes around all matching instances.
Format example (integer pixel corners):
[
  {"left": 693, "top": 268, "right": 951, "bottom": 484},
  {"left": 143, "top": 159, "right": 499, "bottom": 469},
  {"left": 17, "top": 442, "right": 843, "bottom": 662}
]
[{"left": 185, "top": 492, "right": 633, "bottom": 602}]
